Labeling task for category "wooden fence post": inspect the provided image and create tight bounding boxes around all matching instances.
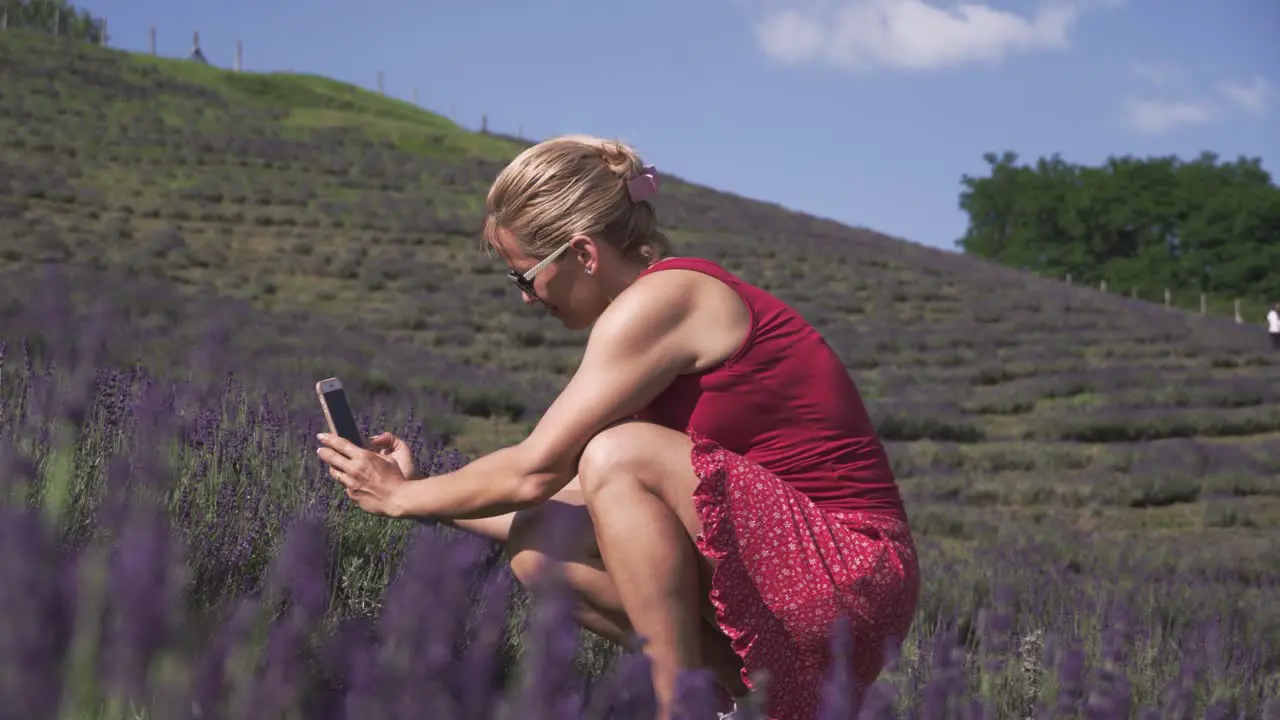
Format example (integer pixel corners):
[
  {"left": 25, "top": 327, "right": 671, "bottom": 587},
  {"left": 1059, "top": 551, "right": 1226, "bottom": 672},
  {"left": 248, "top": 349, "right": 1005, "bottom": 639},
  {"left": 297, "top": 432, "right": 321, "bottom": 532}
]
[
  {"left": 1164, "top": 288, "right": 1171, "bottom": 307},
  {"left": 1234, "top": 298, "right": 1243, "bottom": 323},
  {"left": 149, "top": 26, "right": 156, "bottom": 54},
  {"left": 1100, "top": 280, "right": 1107, "bottom": 292},
  {"left": 235, "top": 40, "right": 242, "bottom": 71},
  {"left": 1200, "top": 293, "right": 1207, "bottom": 315}
]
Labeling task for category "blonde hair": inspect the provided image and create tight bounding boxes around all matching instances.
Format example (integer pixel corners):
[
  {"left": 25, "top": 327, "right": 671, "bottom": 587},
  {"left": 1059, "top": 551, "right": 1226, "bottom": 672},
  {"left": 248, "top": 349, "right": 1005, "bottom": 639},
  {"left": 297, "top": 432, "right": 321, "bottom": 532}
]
[{"left": 482, "top": 134, "right": 672, "bottom": 263}]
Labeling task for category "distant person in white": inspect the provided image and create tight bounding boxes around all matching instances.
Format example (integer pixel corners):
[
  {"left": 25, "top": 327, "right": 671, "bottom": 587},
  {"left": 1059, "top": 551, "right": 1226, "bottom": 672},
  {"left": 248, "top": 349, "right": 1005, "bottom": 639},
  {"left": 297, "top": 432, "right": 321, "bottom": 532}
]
[{"left": 1270, "top": 302, "right": 1280, "bottom": 349}]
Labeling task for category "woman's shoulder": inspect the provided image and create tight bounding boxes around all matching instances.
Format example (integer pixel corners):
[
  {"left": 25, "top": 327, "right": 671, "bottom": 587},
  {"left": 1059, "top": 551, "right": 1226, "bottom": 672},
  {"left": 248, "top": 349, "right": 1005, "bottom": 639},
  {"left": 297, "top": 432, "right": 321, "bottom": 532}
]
[
  {"left": 640, "top": 255, "right": 730, "bottom": 275},
  {"left": 622, "top": 258, "right": 753, "bottom": 368},
  {"left": 630, "top": 257, "right": 748, "bottom": 303}
]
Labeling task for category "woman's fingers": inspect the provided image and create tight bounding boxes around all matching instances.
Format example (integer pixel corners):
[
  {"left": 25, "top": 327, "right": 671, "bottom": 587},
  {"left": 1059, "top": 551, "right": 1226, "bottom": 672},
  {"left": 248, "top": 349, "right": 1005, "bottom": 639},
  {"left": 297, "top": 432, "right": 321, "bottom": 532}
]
[
  {"left": 317, "top": 433, "right": 362, "bottom": 458},
  {"left": 329, "top": 465, "right": 354, "bottom": 489},
  {"left": 367, "top": 432, "right": 396, "bottom": 450},
  {"left": 316, "top": 447, "right": 352, "bottom": 473}
]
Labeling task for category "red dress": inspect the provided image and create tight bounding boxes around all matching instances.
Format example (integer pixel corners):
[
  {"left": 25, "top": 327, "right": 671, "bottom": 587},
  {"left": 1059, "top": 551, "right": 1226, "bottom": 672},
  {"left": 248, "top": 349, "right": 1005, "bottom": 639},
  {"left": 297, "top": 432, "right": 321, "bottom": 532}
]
[{"left": 635, "top": 257, "right": 920, "bottom": 720}]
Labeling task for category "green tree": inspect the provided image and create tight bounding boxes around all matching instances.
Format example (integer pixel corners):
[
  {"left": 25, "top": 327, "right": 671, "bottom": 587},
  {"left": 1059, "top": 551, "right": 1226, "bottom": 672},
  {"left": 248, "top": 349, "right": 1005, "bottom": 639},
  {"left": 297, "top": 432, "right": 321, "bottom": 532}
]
[
  {"left": 1, "top": 0, "right": 105, "bottom": 43},
  {"left": 957, "top": 151, "right": 1280, "bottom": 303}
]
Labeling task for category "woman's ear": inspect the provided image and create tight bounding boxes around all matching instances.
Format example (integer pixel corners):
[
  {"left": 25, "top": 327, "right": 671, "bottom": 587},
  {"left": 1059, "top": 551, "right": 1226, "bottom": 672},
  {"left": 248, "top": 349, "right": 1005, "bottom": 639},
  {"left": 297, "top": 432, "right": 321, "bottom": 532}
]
[{"left": 569, "top": 234, "right": 598, "bottom": 273}]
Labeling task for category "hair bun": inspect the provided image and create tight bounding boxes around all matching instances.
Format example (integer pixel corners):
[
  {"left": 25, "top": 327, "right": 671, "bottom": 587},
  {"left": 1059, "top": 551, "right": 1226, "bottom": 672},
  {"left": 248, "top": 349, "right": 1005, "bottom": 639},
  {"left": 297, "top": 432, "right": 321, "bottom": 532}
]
[{"left": 597, "top": 139, "right": 643, "bottom": 179}]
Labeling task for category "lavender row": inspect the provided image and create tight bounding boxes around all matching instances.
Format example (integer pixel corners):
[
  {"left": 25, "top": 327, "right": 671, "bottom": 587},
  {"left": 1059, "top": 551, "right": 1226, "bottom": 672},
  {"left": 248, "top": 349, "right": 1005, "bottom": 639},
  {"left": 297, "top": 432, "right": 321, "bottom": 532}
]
[{"left": 1, "top": 332, "right": 1276, "bottom": 717}]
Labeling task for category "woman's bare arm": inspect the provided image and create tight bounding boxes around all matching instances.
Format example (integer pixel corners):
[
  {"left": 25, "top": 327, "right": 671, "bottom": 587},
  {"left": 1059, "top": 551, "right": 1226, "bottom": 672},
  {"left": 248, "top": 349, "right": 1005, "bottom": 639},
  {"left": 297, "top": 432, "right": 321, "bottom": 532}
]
[{"left": 383, "top": 270, "right": 720, "bottom": 520}]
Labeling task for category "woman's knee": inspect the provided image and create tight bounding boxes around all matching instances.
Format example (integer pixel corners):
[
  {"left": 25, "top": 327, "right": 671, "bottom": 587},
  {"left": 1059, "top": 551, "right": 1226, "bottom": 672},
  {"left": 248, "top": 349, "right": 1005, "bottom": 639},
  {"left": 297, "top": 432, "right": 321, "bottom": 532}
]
[
  {"left": 506, "top": 509, "right": 546, "bottom": 586},
  {"left": 507, "top": 546, "right": 543, "bottom": 588},
  {"left": 577, "top": 420, "right": 686, "bottom": 496},
  {"left": 505, "top": 494, "right": 595, "bottom": 586}
]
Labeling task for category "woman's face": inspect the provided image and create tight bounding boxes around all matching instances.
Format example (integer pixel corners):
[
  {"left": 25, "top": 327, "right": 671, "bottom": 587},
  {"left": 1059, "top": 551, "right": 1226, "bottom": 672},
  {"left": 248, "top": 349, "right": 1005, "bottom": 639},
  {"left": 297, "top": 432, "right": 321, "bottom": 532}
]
[{"left": 490, "top": 226, "right": 605, "bottom": 331}]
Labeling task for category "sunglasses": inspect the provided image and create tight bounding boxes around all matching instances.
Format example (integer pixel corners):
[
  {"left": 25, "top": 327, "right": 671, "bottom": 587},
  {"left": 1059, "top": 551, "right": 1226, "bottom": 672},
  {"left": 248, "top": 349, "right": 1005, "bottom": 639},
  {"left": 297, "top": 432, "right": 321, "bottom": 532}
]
[{"left": 507, "top": 240, "right": 573, "bottom": 302}]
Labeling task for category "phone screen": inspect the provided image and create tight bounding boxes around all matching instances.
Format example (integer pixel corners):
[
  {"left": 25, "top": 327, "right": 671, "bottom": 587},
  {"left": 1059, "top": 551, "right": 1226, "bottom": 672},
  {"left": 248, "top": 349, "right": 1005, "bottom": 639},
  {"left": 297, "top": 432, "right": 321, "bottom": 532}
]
[{"left": 322, "top": 387, "right": 364, "bottom": 447}]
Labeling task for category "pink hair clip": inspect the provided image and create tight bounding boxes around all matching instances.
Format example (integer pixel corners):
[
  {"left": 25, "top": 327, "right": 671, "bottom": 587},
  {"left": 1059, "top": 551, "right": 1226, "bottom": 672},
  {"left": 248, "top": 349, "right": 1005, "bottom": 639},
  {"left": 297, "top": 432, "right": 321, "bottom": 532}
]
[{"left": 626, "top": 165, "right": 660, "bottom": 203}]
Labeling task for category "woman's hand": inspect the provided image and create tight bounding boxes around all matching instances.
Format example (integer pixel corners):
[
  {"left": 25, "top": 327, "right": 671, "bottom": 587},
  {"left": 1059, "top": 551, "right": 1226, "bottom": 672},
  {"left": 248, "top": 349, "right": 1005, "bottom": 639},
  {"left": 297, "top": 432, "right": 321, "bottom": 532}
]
[
  {"left": 368, "top": 431, "right": 417, "bottom": 480},
  {"left": 316, "top": 433, "right": 411, "bottom": 518}
]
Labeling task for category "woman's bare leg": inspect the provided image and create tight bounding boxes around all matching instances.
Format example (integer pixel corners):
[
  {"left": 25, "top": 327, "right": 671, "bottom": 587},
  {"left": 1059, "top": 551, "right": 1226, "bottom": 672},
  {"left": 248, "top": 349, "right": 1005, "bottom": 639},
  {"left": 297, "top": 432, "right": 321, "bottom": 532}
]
[
  {"left": 428, "top": 443, "right": 747, "bottom": 710},
  {"left": 582, "top": 478, "right": 699, "bottom": 716},
  {"left": 504, "top": 482, "right": 747, "bottom": 697},
  {"left": 574, "top": 421, "right": 729, "bottom": 720},
  {"left": 506, "top": 482, "right": 632, "bottom": 640},
  {"left": 418, "top": 477, "right": 635, "bottom": 640}
]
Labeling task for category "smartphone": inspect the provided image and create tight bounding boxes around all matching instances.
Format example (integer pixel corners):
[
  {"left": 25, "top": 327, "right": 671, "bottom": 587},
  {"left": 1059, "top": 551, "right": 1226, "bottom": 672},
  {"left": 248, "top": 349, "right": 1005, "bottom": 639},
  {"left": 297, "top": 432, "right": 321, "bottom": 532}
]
[{"left": 315, "top": 377, "right": 365, "bottom": 448}]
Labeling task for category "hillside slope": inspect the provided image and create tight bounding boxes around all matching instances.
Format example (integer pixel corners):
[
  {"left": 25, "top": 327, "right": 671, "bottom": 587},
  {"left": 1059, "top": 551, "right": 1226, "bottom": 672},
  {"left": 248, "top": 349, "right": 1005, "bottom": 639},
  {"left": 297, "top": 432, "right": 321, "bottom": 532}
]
[{"left": 2, "top": 30, "right": 1278, "bottom": 464}]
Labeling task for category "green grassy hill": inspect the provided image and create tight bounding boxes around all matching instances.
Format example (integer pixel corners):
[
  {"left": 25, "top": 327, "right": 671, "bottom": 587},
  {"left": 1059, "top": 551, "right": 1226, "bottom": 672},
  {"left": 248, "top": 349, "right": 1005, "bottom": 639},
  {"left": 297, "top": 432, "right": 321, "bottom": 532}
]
[{"left": 2, "top": 27, "right": 1279, "bottom": 715}]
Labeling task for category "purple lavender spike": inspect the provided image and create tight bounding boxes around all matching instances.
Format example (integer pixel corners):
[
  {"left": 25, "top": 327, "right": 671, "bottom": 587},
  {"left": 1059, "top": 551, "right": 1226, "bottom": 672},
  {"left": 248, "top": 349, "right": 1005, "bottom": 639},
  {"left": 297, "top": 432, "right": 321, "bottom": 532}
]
[
  {"left": 506, "top": 518, "right": 588, "bottom": 720},
  {"left": 368, "top": 528, "right": 491, "bottom": 718},
  {"left": 101, "top": 501, "right": 177, "bottom": 702},
  {"left": 264, "top": 515, "right": 331, "bottom": 627},
  {"left": 583, "top": 651, "right": 657, "bottom": 720},
  {"left": 187, "top": 597, "right": 261, "bottom": 720},
  {"left": 458, "top": 567, "right": 515, "bottom": 719},
  {"left": 856, "top": 681, "right": 899, "bottom": 719},
  {"left": 245, "top": 614, "right": 310, "bottom": 718},
  {"left": 1052, "top": 647, "right": 1086, "bottom": 716},
  {"left": 671, "top": 668, "right": 722, "bottom": 720},
  {"left": 817, "top": 615, "right": 855, "bottom": 720},
  {"left": 918, "top": 629, "right": 970, "bottom": 720},
  {"left": 0, "top": 433, "right": 37, "bottom": 499},
  {"left": 0, "top": 505, "right": 71, "bottom": 718},
  {"left": 335, "top": 614, "right": 382, "bottom": 720}
]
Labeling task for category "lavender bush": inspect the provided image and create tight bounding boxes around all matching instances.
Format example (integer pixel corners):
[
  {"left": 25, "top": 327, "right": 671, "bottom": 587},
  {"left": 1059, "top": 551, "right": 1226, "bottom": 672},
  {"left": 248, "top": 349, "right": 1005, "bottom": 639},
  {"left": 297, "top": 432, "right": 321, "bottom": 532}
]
[{"left": 2, "top": 298, "right": 1278, "bottom": 719}]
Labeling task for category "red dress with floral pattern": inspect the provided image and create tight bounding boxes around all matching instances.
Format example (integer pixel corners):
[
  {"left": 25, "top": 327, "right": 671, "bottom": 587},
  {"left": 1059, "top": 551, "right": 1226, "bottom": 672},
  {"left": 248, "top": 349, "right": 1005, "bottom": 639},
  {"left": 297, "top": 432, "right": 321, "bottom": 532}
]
[{"left": 635, "top": 257, "right": 920, "bottom": 720}]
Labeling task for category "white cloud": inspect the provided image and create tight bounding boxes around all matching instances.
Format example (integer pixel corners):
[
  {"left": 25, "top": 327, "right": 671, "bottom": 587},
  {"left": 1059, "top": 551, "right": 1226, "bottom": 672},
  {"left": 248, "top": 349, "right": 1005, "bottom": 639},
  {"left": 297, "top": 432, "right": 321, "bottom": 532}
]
[
  {"left": 1128, "top": 60, "right": 1178, "bottom": 88},
  {"left": 1122, "top": 98, "right": 1216, "bottom": 135},
  {"left": 1217, "top": 76, "right": 1271, "bottom": 115},
  {"left": 756, "top": 9, "right": 827, "bottom": 64},
  {"left": 1120, "top": 68, "right": 1273, "bottom": 135},
  {"left": 749, "top": 0, "right": 1110, "bottom": 73}
]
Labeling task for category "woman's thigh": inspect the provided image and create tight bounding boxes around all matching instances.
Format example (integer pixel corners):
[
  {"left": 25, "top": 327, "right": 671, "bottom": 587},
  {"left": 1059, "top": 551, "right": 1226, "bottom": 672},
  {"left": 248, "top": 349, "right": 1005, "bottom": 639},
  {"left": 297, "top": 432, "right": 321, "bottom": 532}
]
[
  {"left": 512, "top": 419, "right": 711, "bottom": 559},
  {"left": 507, "top": 477, "right": 596, "bottom": 562},
  {"left": 510, "top": 424, "right": 721, "bottom": 624},
  {"left": 576, "top": 420, "right": 708, "bottom": 551}
]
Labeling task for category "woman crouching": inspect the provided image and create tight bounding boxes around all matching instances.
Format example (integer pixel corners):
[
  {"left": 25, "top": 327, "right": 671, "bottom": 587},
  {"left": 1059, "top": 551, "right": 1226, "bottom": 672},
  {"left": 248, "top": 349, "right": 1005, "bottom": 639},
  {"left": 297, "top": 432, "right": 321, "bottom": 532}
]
[{"left": 316, "top": 135, "right": 920, "bottom": 720}]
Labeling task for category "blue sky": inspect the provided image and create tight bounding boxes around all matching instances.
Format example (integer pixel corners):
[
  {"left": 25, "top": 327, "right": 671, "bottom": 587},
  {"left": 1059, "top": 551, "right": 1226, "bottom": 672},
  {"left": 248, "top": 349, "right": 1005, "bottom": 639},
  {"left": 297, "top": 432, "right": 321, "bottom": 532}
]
[{"left": 82, "top": 0, "right": 1277, "bottom": 251}]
